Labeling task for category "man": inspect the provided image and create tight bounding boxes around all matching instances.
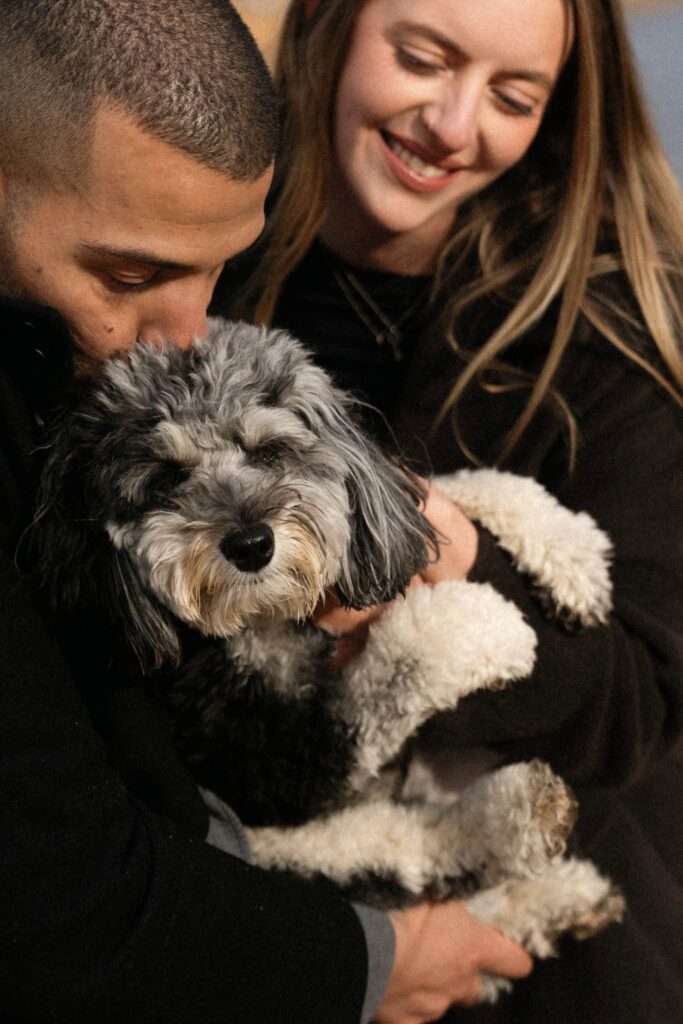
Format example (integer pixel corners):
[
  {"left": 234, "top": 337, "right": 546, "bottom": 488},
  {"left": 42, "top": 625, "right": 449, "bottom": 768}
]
[{"left": 0, "top": 2, "right": 531, "bottom": 1021}]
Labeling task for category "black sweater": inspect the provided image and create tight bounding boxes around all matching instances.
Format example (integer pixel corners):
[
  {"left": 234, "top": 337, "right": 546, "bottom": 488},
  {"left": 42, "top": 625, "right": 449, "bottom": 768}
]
[
  {"left": 251, "top": 243, "right": 683, "bottom": 1024},
  {"left": 0, "top": 299, "right": 370, "bottom": 1024}
]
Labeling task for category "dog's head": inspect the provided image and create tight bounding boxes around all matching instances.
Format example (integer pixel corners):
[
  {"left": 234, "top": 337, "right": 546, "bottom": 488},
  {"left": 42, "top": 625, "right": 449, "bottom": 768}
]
[{"left": 30, "top": 319, "right": 436, "bottom": 668}]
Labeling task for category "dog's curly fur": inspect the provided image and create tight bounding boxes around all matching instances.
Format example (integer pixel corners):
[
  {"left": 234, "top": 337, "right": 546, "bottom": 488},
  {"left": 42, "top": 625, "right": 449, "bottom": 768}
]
[{"left": 29, "top": 318, "right": 624, "bottom": 1002}]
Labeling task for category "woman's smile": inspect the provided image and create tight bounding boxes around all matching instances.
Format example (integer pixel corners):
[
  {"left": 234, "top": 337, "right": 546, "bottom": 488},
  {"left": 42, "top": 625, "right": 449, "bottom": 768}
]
[{"left": 380, "top": 129, "right": 461, "bottom": 191}]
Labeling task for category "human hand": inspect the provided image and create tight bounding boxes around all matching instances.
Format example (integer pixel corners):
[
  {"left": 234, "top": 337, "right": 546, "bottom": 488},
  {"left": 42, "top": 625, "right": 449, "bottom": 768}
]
[
  {"left": 417, "top": 477, "right": 478, "bottom": 584},
  {"left": 374, "top": 900, "right": 532, "bottom": 1024}
]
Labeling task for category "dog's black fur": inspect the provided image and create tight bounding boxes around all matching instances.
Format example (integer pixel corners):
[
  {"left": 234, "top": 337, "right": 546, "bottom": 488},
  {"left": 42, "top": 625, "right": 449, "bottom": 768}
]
[{"left": 28, "top": 321, "right": 436, "bottom": 827}]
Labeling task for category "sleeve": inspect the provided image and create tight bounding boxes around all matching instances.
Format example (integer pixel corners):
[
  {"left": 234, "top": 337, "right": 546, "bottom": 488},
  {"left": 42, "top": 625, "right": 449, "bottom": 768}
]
[
  {"left": 353, "top": 904, "right": 396, "bottom": 1024},
  {"left": 204, "top": 788, "right": 396, "bottom": 1024},
  {"left": 423, "top": 364, "right": 683, "bottom": 789},
  {"left": 0, "top": 536, "right": 369, "bottom": 1024}
]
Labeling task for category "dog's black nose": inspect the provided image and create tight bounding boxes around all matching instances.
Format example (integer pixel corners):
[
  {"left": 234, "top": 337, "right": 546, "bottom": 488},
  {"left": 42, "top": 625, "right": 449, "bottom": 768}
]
[{"left": 220, "top": 524, "right": 275, "bottom": 572}]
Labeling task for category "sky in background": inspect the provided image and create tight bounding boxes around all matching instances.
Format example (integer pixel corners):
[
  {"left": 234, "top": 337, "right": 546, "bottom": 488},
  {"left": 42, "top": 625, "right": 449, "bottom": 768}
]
[{"left": 628, "top": 7, "right": 683, "bottom": 181}]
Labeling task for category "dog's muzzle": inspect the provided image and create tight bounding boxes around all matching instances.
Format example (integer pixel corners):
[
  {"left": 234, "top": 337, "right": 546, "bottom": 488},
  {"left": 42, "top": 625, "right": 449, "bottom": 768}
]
[{"left": 220, "top": 523, "right": 275, "bottom": 573}]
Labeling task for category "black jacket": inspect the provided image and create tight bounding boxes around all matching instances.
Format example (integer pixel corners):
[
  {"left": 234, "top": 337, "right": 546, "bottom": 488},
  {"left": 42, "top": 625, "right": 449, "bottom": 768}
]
[
  {"left": 260, "top": 246, "right": 683, "bottom": 1024},
  {"left": 0, "top": 299, "right": 369, "bottom": 1024}
]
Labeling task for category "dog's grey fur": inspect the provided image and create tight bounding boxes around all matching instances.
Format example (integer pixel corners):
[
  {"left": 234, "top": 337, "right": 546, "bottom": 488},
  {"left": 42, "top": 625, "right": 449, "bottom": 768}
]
[
  {"left": 30, "top": 318, "right": 624, "bottom": 1002},
  {"left": 33, "top": 319, "right": 434, "bottom": 668}
]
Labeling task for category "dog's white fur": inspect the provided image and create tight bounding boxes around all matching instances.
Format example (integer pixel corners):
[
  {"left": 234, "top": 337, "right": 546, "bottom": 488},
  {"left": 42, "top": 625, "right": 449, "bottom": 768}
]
[
  {"left": 338, "top": 579, "right": 537, "bottom": 787},
  {"left": 232, "top": 474, "right": 623, "bottom": 1003},
  {"left": 439, "top": 469, "right": 613, "bottom": 626},
  {"left": 32, "top": 320, "right": 624, "bottom": 1002}
]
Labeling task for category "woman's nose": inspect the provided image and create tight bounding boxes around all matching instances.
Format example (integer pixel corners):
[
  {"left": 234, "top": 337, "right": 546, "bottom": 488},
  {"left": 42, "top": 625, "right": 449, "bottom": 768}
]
[{"left": 421, "top": 79, "right": 481, "bottom": 155}]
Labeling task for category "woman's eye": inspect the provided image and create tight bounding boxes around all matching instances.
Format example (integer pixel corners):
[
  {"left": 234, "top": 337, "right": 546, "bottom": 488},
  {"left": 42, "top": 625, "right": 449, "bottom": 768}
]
[
  {"left": 395, "top": 46, "right": 442, "bottom": 75},
  {"left": 494, "top": 90, "right": 536, "bottom": 117}
]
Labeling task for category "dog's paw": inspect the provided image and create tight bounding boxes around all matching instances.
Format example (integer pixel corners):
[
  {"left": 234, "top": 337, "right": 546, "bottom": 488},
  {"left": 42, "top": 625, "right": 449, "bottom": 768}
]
[
  {"left": 452, "top": 760, "right": 577, "bottom": 883},
  {"left": 467, "top": 857, "right": 625, "bottom": 959},
  {"left": 521, "top": 759, "right": 578, "bottom": 860},
  {"left": 495, "top": 759, "right": 577, "bottom": 866},
  {"left": 560, "top": 869, "right": 626, "bottom": 941}
]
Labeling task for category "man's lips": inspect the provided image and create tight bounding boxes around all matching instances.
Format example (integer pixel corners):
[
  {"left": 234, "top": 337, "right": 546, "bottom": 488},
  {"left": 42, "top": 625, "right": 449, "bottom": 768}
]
[{"left": 379, "top": 130, "right": 463, "bottom": 193}]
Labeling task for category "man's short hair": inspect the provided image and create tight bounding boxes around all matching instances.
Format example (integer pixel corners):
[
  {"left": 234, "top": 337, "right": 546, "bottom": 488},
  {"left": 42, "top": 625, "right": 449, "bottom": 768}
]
[{"left": 0, "top": 0, "right": 278, "bottom": 191}]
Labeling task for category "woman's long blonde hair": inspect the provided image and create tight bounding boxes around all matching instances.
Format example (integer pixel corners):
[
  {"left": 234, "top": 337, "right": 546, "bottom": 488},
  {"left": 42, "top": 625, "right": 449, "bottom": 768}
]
[{"left": 238, "top": 0, "right": 683, "bottom": 464}]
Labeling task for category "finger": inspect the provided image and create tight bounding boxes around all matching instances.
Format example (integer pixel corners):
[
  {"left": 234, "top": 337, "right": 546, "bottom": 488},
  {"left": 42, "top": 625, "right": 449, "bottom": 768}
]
[
  {"left": 416, "top": 484, "right": 478, "bottom": 581},
  {"left": 485, "top": 935, "right": 533, "bottom": 980},
  {"left": 314, "top": 602, "right": 383, "bottom": 633},
  {"left": 459, "top": 976, "right": 483, "bottom": 1007}
]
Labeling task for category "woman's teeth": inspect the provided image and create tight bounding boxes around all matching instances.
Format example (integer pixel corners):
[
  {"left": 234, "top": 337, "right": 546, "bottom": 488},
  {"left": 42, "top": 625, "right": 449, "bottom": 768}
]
[{"left": 385, "top": 134, "right": 452, "bottom": 179}]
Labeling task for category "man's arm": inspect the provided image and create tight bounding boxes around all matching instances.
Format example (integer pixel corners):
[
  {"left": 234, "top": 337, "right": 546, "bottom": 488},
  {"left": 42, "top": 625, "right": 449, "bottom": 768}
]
[{"left": 0, "top": 534, "right": 372, "bottom": 1024}]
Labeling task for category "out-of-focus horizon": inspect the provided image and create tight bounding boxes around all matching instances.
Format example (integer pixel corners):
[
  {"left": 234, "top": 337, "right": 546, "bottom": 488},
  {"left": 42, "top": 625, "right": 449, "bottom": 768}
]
[{"left": 234, "top": 0, "right": 683, "bottom": 182}]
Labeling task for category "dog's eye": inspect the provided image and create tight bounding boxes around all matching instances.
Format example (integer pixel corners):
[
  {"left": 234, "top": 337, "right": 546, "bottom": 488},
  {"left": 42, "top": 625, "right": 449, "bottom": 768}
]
[
  {"left": 248, "top": 442, "right": 288, "bottom": 466},
  {"left": 144, "top": 460, "right": 191, "bottom": 502}
]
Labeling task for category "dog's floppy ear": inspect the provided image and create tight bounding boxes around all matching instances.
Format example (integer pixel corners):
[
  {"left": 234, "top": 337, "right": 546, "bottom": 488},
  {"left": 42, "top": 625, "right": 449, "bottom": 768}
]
[
  {"left": 101, "top": 546, "right": 182, "bottom": 670},
  {"left": 333, "top": 418, "right": 438, "bottom": 608},
  {"left": 27, "top": 394, "right": 182, "bottom": 672},
  {"left": 284, "top": 362, "right": 439, "bottom": 607}
]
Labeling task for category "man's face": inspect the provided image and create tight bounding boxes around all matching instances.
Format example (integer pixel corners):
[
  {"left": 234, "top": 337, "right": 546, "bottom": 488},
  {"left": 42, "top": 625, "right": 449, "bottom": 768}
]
[{"left": 0, "top": 106, "right": 272, "bottom": 367}]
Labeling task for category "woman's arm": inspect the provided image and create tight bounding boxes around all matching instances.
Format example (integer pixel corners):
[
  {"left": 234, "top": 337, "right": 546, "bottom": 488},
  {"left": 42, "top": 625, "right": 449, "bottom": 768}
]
[
  {"left": 319, "top": 358, "right": 683, "bottom": 789},
  {"left": 421, "top": 363, "right": 683, "bottom": 788}
]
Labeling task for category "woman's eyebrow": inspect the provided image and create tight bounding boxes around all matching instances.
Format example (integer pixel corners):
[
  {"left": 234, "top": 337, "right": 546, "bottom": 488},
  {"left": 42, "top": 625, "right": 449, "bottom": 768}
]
[
  {"left": 390, "top": 19, "right": 554, "bottom": 91},
  {"left": 390, "top": 19, "right": 468, "bottom": 60}
]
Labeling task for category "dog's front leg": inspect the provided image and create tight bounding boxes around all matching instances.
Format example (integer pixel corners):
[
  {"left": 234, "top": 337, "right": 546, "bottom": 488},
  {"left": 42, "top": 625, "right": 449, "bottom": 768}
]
[{"left": 337, "top": 580, "right": 537, "bottom": 789}]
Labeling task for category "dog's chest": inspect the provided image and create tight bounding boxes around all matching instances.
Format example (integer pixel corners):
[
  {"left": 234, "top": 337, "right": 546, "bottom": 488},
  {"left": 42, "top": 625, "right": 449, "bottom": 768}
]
[{"left": 161, "top": 621, "right": 357, "bottom": 827}]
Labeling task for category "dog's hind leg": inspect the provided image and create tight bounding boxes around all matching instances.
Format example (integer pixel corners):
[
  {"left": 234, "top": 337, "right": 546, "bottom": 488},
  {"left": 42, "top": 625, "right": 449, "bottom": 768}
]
[
  {"left": 245, "top": 770, "right": 575, "bottom": 910},
  {"left": 244, "top": 798, "right": 488, "bottom": 906},
  {"left": 467, "top": 858, "right": 625, "bottom": 1002},
  {"left": 436, "top": 760, "right": 577, "bottom": 886},
  {"left": 337, "top": 580, "right": 537, "bottom": 789}
]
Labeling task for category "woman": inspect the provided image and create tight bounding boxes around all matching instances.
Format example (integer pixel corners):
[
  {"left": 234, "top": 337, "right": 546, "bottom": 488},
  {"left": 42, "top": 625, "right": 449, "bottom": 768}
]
[{"left": 217, "top": 0, "right": 683, "bottom": 1020}]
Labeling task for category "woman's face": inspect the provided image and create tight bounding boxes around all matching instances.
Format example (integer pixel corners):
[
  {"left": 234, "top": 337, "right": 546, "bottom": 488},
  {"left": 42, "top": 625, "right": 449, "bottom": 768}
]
[{"left": 326, "top": 0, "right": 571, "bottom": 266}]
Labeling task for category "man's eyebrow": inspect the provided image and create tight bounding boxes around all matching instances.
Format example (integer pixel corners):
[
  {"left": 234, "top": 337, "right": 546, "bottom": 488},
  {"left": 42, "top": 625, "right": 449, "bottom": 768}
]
[
  {"left": 79, "top": 243, "right": 194, "bottom": 272},
  {"left": 391, "top": 20, "right": 555, "bottom": 91}
]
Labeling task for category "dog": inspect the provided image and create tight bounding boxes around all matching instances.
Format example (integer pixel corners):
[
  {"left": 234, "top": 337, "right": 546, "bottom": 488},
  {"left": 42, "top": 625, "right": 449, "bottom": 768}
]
[{"left": 30, "top": 318, "right": 624, "bottom": 1001}]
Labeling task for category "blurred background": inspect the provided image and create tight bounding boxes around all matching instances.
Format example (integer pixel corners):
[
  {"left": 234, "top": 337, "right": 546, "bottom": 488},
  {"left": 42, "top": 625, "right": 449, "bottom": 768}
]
[{"left": 233, "top": 0, "right": 683, "bottom": 183}]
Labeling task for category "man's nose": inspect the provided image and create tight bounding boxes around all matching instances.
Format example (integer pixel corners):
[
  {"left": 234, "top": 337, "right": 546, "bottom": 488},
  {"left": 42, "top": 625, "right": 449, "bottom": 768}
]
[
  {"left": 421, "top": 78, "right": 481, "bottom": 155},
  {"left": 137, "top": 283, "right": 211, "bottom": 349}
]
